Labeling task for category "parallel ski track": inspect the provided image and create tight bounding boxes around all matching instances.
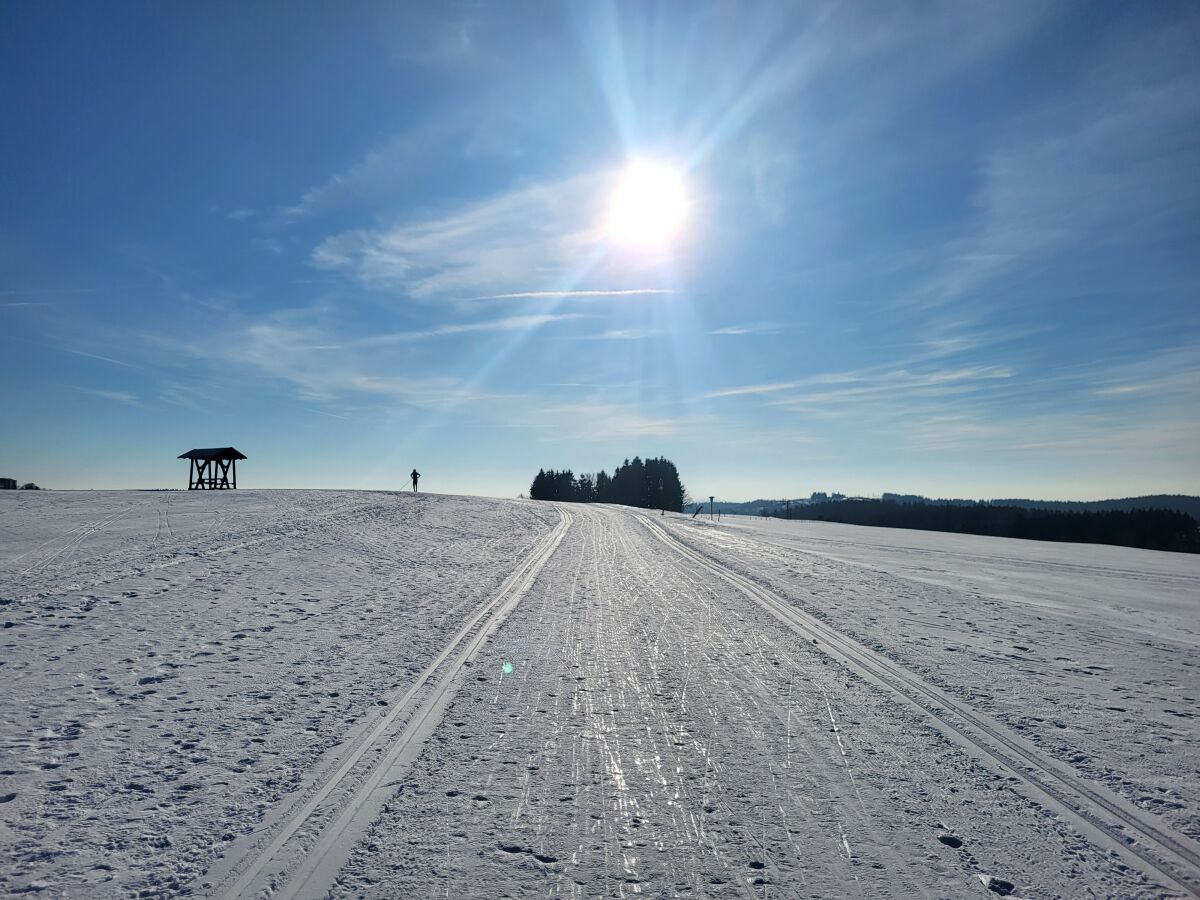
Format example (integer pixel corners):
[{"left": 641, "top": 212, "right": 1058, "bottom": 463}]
[
  {"left": 206, "top": 506, "right": 572, "bottom": 900},
  {"left": 16, "top": 508, "right": 135, "bottom": 575},
  {"left": 640, "top": 514, "right": 1200, "bottom": 897}
]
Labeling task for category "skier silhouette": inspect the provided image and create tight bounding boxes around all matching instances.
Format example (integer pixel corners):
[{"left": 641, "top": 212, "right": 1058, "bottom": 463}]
[{"left": 410, "top": 468, "right": 421, "bottom": 492}]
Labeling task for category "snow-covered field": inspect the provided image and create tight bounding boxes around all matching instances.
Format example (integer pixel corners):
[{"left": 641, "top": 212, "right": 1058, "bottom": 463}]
[{"left": 1, "top": 491, "right": 1197, "bottom": 897}]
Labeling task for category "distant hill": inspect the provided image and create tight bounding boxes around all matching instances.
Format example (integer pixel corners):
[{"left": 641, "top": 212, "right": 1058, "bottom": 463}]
[
  {"left": 702, "top": 498, "right": 819, "bottom": 516},
  {"left": 706, "top": 494, "right": 1200, "bottom": 518},
  {"left": 771, "top": 498, "right": 1199, "bottom": 554},
  {"left": 991, "top": 495, "right": 1200, "bottom": 518},
  {"left": 703, "top": 499, "right": 788, "bottom": 515}
]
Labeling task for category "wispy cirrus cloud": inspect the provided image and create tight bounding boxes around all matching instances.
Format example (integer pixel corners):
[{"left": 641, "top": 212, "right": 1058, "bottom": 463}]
[
  {"left": 709, "top": 321, "right": 783, "bottom": 336},
  {"left": 210, "top": 320, "right": 500, "bottom": 407},
  {"left": 470, "top": 288, "right": 673, "bottom": 301},
  {"left": 707, "top": 364, "right": 1014, "bottom": 400},
  {"left": 704, "top": 339, "right": 1200, "bottom": 468},
  {"left": 277, "top": 129, "right": 457, "bottom": 225},
  {"left": 577, "top": 327, "right": 664, "bottom": 341},
  {"left": 359, "top": 313, "right": 586, "bottom": 345},
  {"left": 76, "top": 388, "right": 139, "bottom": 405},
  {"left": 1089, "top": 341, "right": 1200, "bottom": 401},
  {"left": 176, "top": 308, "right": 696, "bottom": 442},
  {"left": 271, "top": 102, "right": 536, "bottom": 228},
  {"left": 908, "top": 22, "right": 1200, "bottom": 311},
  {"left": 61, "top": 347, "right": 139, "bottom": 368},
  {"left": 147, "top": 303, "right": 452, "bottom": 408},
  {"left": 310, "top": 174, "right": 602, "bottom": 299},
  {"left": 175, "top": 305, "right": 584, "bottom": 410},
  {"left": 706, "top": 381, "right": 798, "bottom": 398},
  {"left": 310, "top": 170, "right": 676, "bottom": 302}
]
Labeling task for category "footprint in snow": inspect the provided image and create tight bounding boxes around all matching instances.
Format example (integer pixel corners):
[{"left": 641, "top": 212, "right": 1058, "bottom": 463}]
[{"left": 978, "top": 874, "right": 1016, "bottom": 895}]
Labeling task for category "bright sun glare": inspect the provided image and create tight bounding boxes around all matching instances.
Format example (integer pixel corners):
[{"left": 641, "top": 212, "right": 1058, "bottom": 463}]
[{"left": 605, "top": 160, "right": 688, "bottom": 248}]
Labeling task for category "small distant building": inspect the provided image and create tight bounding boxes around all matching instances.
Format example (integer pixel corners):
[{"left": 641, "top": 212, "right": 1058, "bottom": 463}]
[
  {"left": 178, "top": 447, "right": 246, "bottom": 490},
  {"left": 0, "top": 477, "right": 16, "bottom": 490}
]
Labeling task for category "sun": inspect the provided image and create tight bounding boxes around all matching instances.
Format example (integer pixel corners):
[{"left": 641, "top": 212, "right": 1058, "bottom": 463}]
[{"left": 605, "top": 160, "right": 689, "bottom": 248}]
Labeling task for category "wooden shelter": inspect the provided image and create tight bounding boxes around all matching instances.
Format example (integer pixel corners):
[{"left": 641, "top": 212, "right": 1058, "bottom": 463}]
[{"left": 178, "top": 447, "right": 246, "bottom": 490}]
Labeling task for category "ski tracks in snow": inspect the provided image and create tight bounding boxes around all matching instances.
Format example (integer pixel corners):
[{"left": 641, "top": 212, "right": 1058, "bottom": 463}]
[
  {"left": 5, "top": 493, "right": 1198, "bottom": 898},
  {"left": 331, "top": 505, "right": 1198, "bottom": 898},
  {"left": 333, "top": 507, "right": 929, "bottom": 897},
  {"left": 0, "top": 491, "right": 562, "bottom": 898},
  {"left": 202, "top": 508, "right": 572, "bottom": 899},
  {"left": 641, "top": 514, "right": 1200, "bottom": 897}
]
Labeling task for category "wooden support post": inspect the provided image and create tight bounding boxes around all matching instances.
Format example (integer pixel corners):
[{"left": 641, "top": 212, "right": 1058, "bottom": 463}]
[{"left": 183, "top": 453, "right": 242, "bottom": 490}]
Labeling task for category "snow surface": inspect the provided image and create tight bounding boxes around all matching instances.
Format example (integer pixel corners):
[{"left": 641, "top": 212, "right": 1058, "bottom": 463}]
[{"left": 1, "top": 491, "right": 1197, "bottom": 898}]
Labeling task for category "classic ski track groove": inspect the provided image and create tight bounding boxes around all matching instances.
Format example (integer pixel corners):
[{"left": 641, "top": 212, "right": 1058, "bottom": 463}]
[
  {"left": 205, "top": 507, "right": 572, "bottom": 900},
  {"left": 640, "top": 514, "right": 1200, "bottom": 897}
]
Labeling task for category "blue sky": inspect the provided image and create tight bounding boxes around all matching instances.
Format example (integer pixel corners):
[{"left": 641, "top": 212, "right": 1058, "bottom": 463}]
[{"left": 2, "top": 1, "right": 1198, "bottom": 500}]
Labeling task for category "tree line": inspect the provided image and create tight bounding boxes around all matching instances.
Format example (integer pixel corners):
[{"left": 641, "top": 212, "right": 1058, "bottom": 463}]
[
  {"left": 529, "top": 456, "right": 686, "bottom": 511},
  {"left": 765, "top": 499, "right": 1200, "bottom": 553}
]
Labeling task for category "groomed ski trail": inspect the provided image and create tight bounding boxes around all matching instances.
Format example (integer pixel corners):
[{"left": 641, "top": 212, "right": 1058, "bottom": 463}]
[
  {"left": 640, "top": 513, "right": 1200, "bottom": 896},
  {"left": 202, "top": 508, "right": 572, "bottom": 899}
]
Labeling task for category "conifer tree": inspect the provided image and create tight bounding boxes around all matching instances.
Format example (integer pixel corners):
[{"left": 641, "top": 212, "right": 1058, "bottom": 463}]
[{"left": 528, "top": 457, "right": 685, "bottom": 512}]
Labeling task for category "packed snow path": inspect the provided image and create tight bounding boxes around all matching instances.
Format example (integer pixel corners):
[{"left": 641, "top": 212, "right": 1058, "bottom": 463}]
[{"left": 1, "top": 492, "right": 1198, "bottom": 897}]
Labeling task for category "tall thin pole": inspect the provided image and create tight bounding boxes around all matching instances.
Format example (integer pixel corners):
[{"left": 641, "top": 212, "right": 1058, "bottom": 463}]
[{"left": 709, "top": 495, "right": 714, "bottom": 520}]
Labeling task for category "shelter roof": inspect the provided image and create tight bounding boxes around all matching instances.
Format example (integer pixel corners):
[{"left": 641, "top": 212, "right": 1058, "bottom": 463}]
[{"left": 178, "top": 447, "right": 247, "bottom": 460}]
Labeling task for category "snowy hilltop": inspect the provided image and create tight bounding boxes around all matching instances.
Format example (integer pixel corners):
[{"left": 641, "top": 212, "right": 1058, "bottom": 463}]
[{"left": 1, "top": 489, "right": 1198, "bottom": 897}]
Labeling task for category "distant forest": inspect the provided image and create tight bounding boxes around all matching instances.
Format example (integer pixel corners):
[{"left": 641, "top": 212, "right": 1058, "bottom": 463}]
[
  {"left": 764, "top": 499, "right": 1200, "bottom": 553},
  {"left": 530, "top": 457, "right": 685, "bottom": 511},
  {"left": 992, "top": 494, "right": 1200, "bottom": 519}
]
